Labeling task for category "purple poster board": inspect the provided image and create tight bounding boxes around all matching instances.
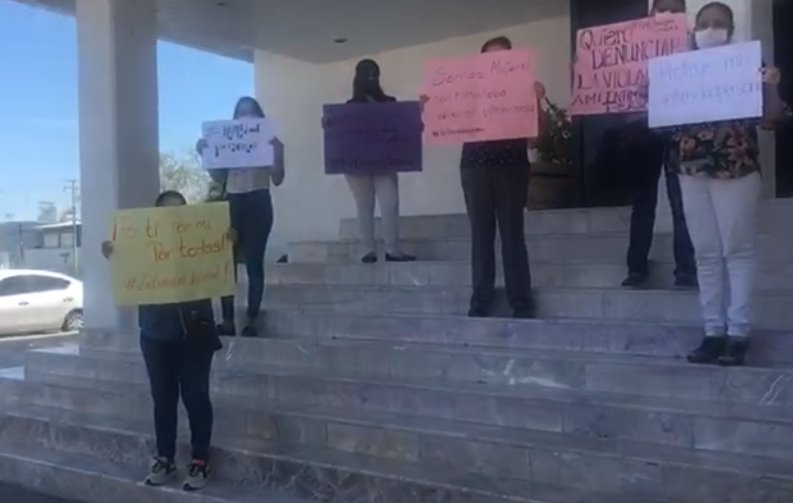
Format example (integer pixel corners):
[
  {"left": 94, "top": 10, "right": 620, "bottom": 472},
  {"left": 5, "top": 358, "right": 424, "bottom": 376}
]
[{"left": 323, "top": 101, "right": 423, "bottom": 175}]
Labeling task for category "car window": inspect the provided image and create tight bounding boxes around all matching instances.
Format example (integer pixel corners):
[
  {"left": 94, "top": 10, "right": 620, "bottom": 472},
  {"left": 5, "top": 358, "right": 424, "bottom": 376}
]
[
  {"left": 0, "top": 275, "right": 71, "bottom": 296},
  {"left": 0, "top": 276, "right": 31, "bottom": 297},
  {"left": 27, "top": 275, "right": 70, "bottom": 293}
]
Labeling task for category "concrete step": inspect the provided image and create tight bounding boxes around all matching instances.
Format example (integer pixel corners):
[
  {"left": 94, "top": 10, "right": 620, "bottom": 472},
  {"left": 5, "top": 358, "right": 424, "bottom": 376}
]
[
  {"left": 0, "top": 442, "right": 303, "bottom": 503},
  {"left": 258, "top": 284, "right": 793, "bottom": 330},
  {"left": 83, "top": 306, "right": 793, "bottom": 367},
  {"left": 2, "top": 379, "right": 793, "bottom": 502},
  {"left": 15, "top": 348, "right": 793, "bottom": 459},
  {"left": 71, "top": 336, "right": 793, "bottom": 406},
  {"left": 288, "top": 232, "right": 793, "bottom": 266},
  {"left": 264, "top": 260, "right": 793, "bottom": 291},
  {"left": 337, "top": 200, "right": 793, "bottom": 241},
  {"left": 0, "top": 403, "right": 688, "bottom": 503}
]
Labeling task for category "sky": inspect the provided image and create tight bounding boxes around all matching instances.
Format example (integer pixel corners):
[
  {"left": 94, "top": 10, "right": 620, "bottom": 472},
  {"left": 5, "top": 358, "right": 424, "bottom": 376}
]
[{"left": 0, "top": 0, "right": 254, "bottom": 221}]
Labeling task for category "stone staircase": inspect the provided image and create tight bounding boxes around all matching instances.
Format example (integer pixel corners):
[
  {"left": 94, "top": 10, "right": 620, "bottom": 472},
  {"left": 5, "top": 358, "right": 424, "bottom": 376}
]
[{"left": 2, "top": 203, "right": 793, "bottom": 502}]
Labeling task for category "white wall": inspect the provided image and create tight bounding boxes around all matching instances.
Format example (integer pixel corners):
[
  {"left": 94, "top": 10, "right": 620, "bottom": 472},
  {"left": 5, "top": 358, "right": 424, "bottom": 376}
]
[{"left": 255, "top": 12, "right": 571, "bottom": 252}]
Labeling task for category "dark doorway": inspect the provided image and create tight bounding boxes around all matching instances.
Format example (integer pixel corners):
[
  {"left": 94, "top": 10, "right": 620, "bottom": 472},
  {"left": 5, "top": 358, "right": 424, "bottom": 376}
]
[
  {"left": 773, "top": 0, "right": 793, "bottom": 197},
  {"left": 569, "top": 0, "right": 650, "bottom": 206}
]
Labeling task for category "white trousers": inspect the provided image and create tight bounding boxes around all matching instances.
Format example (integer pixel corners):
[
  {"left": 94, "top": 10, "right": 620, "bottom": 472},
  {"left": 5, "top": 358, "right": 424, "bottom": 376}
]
[
  {"left": 345, "top": 173, "right": 400, "bottom": 254},
  {"left": 679, "top": 172, "right": 761, "bottom": 338}
]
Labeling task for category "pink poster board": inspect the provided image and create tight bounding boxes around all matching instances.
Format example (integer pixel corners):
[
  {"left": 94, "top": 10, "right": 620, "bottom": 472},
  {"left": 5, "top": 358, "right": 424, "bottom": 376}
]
[
  {"left": 570, "top": 14, "right": 689, "bottom": 116},
  {"left": 422, "top": 49, "right": 538, "bottom": 144}
]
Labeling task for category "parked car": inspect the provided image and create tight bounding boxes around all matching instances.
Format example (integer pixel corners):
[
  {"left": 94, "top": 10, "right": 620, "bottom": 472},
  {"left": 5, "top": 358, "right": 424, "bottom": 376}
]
[{"left": 0, "top": 270, "right": 83, "bottom": 335}]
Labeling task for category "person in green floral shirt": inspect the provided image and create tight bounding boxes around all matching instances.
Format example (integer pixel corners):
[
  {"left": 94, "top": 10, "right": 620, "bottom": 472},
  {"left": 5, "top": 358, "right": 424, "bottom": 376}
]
[{"left": 677, "top": 2, "right": 788, "bottom": 367}]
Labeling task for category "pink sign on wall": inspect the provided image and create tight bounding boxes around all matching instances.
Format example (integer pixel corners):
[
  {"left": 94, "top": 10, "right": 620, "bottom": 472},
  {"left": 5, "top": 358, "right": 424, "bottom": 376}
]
[
  {"left": 570, "top": 14, "right": 689, "bottom": 116},
  {"left": 422, "top": 49, "right": 538, "bottom": 144}
]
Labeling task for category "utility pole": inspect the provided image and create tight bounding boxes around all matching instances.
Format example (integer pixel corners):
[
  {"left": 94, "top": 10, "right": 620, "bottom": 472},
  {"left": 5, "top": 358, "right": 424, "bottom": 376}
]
[{"left": 64, "top": 180, "right": 79, "bottom": 272}]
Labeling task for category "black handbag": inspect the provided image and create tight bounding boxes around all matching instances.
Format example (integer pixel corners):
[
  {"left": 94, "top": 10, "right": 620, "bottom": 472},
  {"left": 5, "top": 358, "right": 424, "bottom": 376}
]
[{"left": 178, "top": 305, "right": 223, "bottom": 352}]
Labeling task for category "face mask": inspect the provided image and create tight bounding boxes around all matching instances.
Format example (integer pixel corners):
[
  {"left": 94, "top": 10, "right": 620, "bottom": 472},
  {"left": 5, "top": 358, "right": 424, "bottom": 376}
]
[{"left": 695, "top": 28, "right": 729, "bottom": 49}]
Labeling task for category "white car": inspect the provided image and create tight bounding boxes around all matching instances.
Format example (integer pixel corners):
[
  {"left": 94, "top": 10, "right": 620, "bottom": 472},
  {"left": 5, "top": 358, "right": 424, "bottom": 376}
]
[{"left": 0, "top": 270, "right": 83, "bottom": 335}]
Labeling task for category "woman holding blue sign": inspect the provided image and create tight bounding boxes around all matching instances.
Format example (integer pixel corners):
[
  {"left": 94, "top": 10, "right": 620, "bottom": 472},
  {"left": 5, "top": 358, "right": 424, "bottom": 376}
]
[
  {"left": 678, "top": 2, "right": 788, "bottom": 366},
  {"left": 343, "top": 59, "right": 416, "bottom": 263},
  {"left": 196, "top": 96, "right": 285, "bottom": 338}
]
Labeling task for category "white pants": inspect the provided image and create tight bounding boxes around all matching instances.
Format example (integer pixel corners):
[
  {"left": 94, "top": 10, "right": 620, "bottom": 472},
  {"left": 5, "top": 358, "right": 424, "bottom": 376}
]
[
  {"left": 345, "top": 173, "right": 400, "bottom": 254},
  {"left": 679, "top": 172, "right": 762, "bottom": 338}
]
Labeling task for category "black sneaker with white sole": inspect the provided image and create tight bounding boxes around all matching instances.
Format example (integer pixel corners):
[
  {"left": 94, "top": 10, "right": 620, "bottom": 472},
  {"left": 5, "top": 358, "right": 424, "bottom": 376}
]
[
  {"left": 144, "top": 457, "right": 176, "bottom": 486},
  {"left": 183, "top": 460, "right": 209, "bottom": 492}
]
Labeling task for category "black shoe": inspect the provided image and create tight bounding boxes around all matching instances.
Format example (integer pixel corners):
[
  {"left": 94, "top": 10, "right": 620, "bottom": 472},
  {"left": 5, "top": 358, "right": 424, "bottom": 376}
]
[
  {"left": 719, "top": 338, "right": 750, "bottom": 367},
  {"left": 621, "top": 273, "right": 647, "bottom": 288},
  {"left": 217, "top": 323, "right": 236, "bottom": 337},
  {"left": 468, "top": 306, "right": 490, "bottom": 318},
  {"left": 687, "top": 336, "right": 727, "bottom": 364},
  {"left": 361, "top": 252, "right": 378, "bottom": 264},
  {"left": 674, "top": 275, "right": 698, "bottom": 290},
  {"left": 385, "top": 253, "right": 416, "bottom": 262},
  {"left": 241, "top": 325, "right": 259, "bottom": 338}
]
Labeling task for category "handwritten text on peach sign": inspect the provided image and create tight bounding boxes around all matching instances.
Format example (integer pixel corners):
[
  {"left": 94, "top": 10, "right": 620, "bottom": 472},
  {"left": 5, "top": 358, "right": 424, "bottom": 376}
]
[{"left": 422, "top": 49, "right": 538, "bottom": 144}]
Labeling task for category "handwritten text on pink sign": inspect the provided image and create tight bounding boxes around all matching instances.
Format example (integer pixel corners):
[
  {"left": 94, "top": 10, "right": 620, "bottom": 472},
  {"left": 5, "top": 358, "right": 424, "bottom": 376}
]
[
  {"left": 570, "top": 14, "right": 689, "bottom": 116},
  {"left": 422, "top": 49, "right": 538, "bottom": 144}
]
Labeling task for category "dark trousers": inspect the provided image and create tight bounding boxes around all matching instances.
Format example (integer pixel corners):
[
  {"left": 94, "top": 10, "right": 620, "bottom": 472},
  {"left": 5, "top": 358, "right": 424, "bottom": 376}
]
[
  {"left": 627, "top": 165, "right": 696, "bottom": 280},
  {"left": 461, "top": 165, "right": 532, "bottom": 313},
  {"left": 221, "top": 189, "right": 274, "bottom": 323},
  {"left": 140, "top": 337, "right": 215, "bottom": 461}
]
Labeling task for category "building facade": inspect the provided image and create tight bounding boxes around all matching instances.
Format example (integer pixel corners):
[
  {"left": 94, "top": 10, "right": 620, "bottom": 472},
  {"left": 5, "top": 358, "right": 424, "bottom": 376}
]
[{"left": 11, "top": 0, "right": 785, "bottom": 328}]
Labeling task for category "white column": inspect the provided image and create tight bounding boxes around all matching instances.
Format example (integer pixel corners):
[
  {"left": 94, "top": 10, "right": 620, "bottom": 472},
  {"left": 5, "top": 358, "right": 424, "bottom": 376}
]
[{"left": 76, "top": 0, "right": 160, "bottom": 330}]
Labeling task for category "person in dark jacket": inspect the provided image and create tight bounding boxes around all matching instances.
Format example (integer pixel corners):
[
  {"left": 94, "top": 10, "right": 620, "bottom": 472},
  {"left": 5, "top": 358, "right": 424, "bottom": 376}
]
[
  {"left": 622, "top": 0, "right": 696, "bottom": 289},
  {"left": 197, "top": 97, "right": 284, "bottom": 338},
  {"left": 102, "top": 190, "right": 224, "bottom": 492},
  {"left": 459, "top": 36, "right": 542, "bottom": 318}
]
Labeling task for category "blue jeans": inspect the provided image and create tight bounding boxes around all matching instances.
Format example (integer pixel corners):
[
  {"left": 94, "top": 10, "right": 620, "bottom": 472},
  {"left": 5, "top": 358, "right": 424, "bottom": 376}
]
[
  {"left": 140, "top": 336, "right": 214, "bottom": 460},
  {"left": 627, "top": 166, "right": 696, "bottom": 280},
  {"left": 221, "top": 190, "right": 273, "bottom": 323}
]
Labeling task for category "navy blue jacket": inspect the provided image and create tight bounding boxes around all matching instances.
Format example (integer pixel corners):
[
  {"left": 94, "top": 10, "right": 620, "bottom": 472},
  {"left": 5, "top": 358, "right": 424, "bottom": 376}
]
[{"left": 138, "top": 299, "right": 215, "bottom": 342}]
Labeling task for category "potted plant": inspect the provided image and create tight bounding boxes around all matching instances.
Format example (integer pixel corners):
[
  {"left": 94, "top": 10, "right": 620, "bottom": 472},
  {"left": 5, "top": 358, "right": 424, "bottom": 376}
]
[{"left": 528, "top": 99, "right": 576, "bottom": 209}]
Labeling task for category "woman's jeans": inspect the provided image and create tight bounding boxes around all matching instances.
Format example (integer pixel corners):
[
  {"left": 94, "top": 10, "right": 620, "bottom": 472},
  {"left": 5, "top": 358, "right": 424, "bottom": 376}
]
[
  {"left": 140, "top": 336, "right": 215, "bottom": 461},
  {"left": 345, "top": 173, "right": 400, "bottom": 254},
  {"left": 221, "top": 189, "right": 273, "bottom": 323},
  {"left": 679, "top": 172, "right": 761, "bottom": 338}
]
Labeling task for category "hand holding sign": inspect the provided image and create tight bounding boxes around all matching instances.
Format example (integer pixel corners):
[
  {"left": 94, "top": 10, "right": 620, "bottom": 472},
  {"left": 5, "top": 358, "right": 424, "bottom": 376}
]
[{"left": 762, "top": 66, "right": 781, "bottom": 86}]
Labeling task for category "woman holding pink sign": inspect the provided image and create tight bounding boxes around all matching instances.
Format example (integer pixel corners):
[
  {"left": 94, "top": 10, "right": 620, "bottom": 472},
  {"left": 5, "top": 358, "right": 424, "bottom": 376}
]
[{"left": 459, "top": 36, "right": 543, "bottom": 319}]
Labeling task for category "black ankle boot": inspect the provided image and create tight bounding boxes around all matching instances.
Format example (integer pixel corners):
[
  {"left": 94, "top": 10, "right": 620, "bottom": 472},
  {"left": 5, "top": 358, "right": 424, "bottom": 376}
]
[
  {"left": 718, "top": 338, "right": 750, "bottom": 367},
  {"left": 687, "top": 336, "right": 727, "bottom": 364}
]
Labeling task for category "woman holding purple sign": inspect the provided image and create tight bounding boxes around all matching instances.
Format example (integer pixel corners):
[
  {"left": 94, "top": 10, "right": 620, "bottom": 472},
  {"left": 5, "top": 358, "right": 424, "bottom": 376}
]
[{"left": 344, "top": 59, "right": 416, "bottom": 263}]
